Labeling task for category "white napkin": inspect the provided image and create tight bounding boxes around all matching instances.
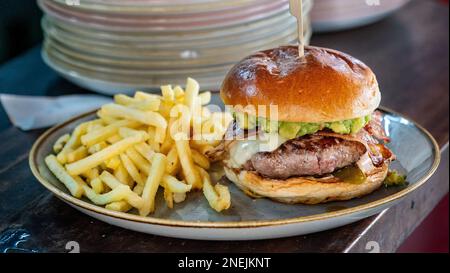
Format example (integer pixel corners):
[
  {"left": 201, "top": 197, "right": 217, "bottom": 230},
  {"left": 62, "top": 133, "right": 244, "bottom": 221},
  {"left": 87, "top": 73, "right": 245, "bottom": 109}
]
[{"left": 0, "top": 94, "right": 112, "bottom": 131}]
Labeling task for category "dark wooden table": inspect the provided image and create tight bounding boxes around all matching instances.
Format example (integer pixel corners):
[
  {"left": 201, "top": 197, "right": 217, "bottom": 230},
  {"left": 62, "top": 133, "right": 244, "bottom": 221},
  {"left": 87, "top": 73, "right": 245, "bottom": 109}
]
[{"left": 0, "top": 0, "right": 448, "bottom": 253}]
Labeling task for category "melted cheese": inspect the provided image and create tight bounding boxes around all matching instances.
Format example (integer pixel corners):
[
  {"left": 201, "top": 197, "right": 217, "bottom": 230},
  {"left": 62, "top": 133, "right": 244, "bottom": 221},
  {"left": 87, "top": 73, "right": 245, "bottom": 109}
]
[{"left": 228, "top": 133, "right": 288, "bottom": 168}]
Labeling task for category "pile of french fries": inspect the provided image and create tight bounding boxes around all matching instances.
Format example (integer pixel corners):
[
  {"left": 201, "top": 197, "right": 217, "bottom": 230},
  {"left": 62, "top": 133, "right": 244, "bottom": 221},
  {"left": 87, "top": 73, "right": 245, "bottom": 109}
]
[{"left": 45, "top": 78, "right": 232, "bottom": 215}]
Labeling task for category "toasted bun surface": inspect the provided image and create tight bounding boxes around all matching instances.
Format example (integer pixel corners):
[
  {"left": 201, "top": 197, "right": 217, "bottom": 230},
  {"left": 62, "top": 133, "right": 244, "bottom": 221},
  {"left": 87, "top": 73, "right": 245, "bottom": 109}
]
[
  {"left": 221, "top": 46, "right": 381, "bottom": 123},
  {"left": 224, "top": 163, "right": 389, "bottom": 204}
]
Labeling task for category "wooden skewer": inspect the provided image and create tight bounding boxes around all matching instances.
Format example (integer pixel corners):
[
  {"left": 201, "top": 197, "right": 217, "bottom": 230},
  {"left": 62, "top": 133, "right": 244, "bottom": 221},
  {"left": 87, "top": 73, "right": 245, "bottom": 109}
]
[{"left": 289, "top": 0, "right": 305, "bottom": 58}]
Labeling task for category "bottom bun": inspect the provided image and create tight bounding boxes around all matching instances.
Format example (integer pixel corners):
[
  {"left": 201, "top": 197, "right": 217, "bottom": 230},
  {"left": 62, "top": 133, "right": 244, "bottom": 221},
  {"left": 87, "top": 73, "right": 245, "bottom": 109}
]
[{"left": 224, "top": 164, "right": 389, "bottom": 204}]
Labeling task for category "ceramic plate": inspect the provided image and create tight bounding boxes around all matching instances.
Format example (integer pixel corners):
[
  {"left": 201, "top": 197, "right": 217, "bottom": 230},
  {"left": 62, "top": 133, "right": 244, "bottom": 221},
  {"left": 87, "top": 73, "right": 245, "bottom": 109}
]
[
  {"left": 311, "top": 0, "right": 410, "bottom": 32},
  {"left": 29, "top": 105, "right": 440, "bottom": 240}
]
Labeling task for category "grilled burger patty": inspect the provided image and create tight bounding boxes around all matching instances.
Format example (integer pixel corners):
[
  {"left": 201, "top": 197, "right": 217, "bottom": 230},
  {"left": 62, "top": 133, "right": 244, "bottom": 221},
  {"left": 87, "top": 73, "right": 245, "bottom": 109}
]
[{"left": 243, "top": 135, "right": 367, "bottom": 179}]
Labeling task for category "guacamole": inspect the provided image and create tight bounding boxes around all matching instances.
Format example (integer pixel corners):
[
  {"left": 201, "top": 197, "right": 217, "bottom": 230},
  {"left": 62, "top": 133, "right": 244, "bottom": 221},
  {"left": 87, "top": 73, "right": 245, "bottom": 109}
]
[
  {"left": 384, "top": 170, "right": 408, "bottom": 187},
  {"left": 235, "top": 112, "right": 372, "bottom": 139}
]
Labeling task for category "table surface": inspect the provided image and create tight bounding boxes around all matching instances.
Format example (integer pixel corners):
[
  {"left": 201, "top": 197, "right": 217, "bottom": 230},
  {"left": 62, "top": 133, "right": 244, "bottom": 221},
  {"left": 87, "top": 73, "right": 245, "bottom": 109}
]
[{"left": 0, "top": 0, "right": 448, "bottom": 253}]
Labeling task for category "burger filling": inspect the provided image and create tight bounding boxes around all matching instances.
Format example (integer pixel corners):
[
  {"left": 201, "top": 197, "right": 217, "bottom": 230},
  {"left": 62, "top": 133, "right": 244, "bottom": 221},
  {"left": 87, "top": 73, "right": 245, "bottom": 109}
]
[
  {"left": 242, "top": 135, "right": 366, "bottom": 179},
  {"left": 208, "top": 111, "right": 394, "bottom": 181}
]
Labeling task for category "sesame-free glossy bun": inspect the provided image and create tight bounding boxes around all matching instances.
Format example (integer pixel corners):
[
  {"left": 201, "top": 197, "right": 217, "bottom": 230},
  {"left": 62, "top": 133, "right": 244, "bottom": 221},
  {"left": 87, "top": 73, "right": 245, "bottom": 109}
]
[{"left": 221, "top": 46, "right": 381, "bottom": 123}]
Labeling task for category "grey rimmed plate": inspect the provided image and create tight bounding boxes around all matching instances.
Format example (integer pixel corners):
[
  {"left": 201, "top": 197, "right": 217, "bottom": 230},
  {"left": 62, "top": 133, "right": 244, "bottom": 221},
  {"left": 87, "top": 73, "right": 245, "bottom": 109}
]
[{"left": 29, "top": 107, "right": 440, "bottom": 240}]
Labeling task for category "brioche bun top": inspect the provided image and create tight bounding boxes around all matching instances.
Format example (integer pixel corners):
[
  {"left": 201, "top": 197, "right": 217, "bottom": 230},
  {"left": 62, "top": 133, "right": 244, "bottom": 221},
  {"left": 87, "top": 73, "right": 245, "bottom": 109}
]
[{"left": 221, "top": 46, "right": 381, "bottom": 123}]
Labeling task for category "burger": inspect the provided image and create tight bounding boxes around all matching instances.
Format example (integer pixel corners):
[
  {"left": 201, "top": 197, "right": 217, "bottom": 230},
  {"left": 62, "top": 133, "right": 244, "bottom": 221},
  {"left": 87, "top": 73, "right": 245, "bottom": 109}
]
[{"left": 208, "top": 45, "right": 395, "bottom": 204}]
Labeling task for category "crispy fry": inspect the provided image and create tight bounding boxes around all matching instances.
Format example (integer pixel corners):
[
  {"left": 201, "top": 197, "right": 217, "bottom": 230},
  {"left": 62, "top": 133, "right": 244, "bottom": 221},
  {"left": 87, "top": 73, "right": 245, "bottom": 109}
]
[
  {"left": 114, "top": 163, "right": 132, "bottom": 186},
  {"left": 173, "top": 86, "right": 185, "bottom": 102},
  {"left": 57, "top": 122, "right": 89, "bottom": 164},
  {"left": 120, "top": 153, "right": 144, "bottom": 186},
  {"left": 184, "top": 77, "right": 200, "bottom": 117},
  {"left": 191, "top": 149, "right": 211, "bottom": 170},
  {"left": 173, "top": 192, "right": 187, "bottom": 203},
  {"left": 82, "top": 167, "right": 100, "bottom": 182},
  {"left": 133, "top": 184, "right": 144, "bottom": 195},
  {"left": 66, "top": 146, "right": 88, "bottom": 163},
  {"left": 163, "top": 187, "right": 174, "bottom": 209},
  {"left": 106, "top": 201, "right": 132, "bottom": 212},
  {"left": 175, "top": 134, "right": 202, "bottom": 189},
  {"left": 97, "top": 110, "right": 120, "bottom": 125},
  {"left": 86, "top": 120, "right": 104, "bottom": 133},
  {"left": 81, "top": 120, "right": 140, "bottom": 147},
  {"left": 134, "top": 91, "right": 160, "bottom": 101},
  {"left": 199, "top": 168, "right": 231, "bottom": 212},
  {"left": 100, "top": 171, "right": 144, "bottom": 209},
  {"left": 199, "top": 91, "right": 211, "bottom": 105},
  {"left": 161, "top": 85, "right": 175, "bottom": 102},
  {"left": 83, "top": 184, "right": 131, "bottom": 206},
  {"left": 115, "top": 94, "right": 161, "bottom": 111},
  {"left": 160, "top": 125, "right": 175, "bottom": 154},
  {"left": 105, "top": 155, "right": 121, "bottom": 170},
  {"left": 101, "top": 104, "right": 167, "bottom": 129},
  {"left": 162, "top": 175, "right": 192, "bottom": 193},
  {"left": 126, "top": 147, "right": 151, "bottom": 176},
  {"left": 147, "top": 127, "right": 161, "bottom": 152},
  {"left": 134, "top": 142, "right": 155, "bottom": 162},
  {"left": 66, "top": 132, "right": 148, "bottom": 176},
  {"left": 165, "top": 146, "right": 180, "bottom": 175},
  {"left": 106, "top": 134, "right": 122, "bottom": 144},
  {"left": 90, "top": 178, "right": 104, "bottom": 194},
  {"left": 139, "top": 153, "right": 167, "bottom": 216},
  {"left": 53, "top": 134, "right": 70, "bottom": 154},
  {"left": 45, "top": 155, "right": 83, "bottom": 198}
]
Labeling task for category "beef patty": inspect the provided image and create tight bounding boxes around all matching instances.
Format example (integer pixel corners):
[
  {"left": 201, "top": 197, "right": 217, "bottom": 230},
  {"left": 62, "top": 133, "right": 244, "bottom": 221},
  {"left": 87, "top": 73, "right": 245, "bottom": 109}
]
[{"left": 243, "top": 135, "right": 366, "bottom": 179}]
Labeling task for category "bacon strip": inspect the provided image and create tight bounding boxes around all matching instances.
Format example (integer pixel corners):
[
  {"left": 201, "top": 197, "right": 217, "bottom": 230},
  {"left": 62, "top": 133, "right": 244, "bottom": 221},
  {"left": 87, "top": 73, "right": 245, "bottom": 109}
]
[{"left": 365, "top": 111, "right": 391, "bottom": 143}]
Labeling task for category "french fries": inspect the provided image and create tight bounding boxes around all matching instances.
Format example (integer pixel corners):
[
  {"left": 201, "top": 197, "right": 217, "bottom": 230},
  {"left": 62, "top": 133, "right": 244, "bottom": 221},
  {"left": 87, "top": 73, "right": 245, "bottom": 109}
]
[
  {"left": 199, "top": 168, "right": 231, "bottom": 212},
  {"left": 46, "top": 78, "right": 232, "bottom": 215},
  {"left": 140, "top": 153, "right": 167, "bottom": 216},
  {"left": 175, "top": 135, "right": 202, "bottom": 190},
  {"left": 66, "top": 132, "right": 149, "bottom": 176},
  {"left": 45, "top": 155, "right": 83, "bottom": 198}
]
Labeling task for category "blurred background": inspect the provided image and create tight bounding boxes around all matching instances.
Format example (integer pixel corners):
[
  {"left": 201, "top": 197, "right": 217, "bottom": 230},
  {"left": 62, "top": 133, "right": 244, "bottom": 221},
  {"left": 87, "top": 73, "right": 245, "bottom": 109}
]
[
  {"left": 0, "top": 1, "right": 42, "bottom": 64},
  {"left": 0, "top": 0, "right": 448, "bottom": 252}
]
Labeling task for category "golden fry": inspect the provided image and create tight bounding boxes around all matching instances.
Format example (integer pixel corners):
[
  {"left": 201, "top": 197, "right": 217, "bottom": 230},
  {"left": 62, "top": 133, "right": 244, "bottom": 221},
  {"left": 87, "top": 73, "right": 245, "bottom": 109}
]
[
  {"left": 45, "top": 155, "right": 83, "bottom": 198},
  {"left": 114, "top": 163, "right": 132, "bottom": 186},
  {"left": 83, "top": 184, "right": 131, "bottom": 206},
  {"left": 57, "top": 122, "right": 89, "bottom": 164},
  {"left": 100, "top": 171, "right": 144, "bottom": 209},
  {"left": 134, "top": 142, "right": 155, "bottom": 162},
  {"left": 161, "top": 85, "right": 175, "bottom": 102},
  {"left": 81, "top": 119, "right": 139, "bottom": 147},
  {"left": 162, "top": 175, "right": 192, "bottom": 193},
  {"left": 175, "top": 135, "right": 202, "bottom": 189},
  {"left": 106, "top": 201, "right": 132, "bottom": 212},
  {"left": 88, "top": 141, "right": 108, "bottom": 154},
  {"left": 66, "top": 146, "right": 88, "bottom": 163},
  {"left": 199, "top": 91, "right": 211, "bottom": 105},
  {"left": 66, "top": 132, "right": 148, "bottom": 176},
  {"left": 165, "top": 146, "right": 180, "bottom": 175},
  {"left": 199, "top": 168, "right": 231, "bottom": 212},
  {"left": 90, "top": 178, "right": 104, "bottom": 194},
  {"left": 101, "top": 104, "right": 167, "bottom": 129},
  {"left": 126, "top": 147, "right": 151, "bottom": 176},
  {"left": 53, "top": 134, "right": 70, "bottom": 154},
  {"left": 191, "top": 149, "right": 211, "bottom": 170},
  {"left": 120, "top": 153, "right": 144, "bottom": 186},
  {"left": 105, "top": 155, "right": 121, "bottom": 170},
  {"left": 163, "top": 187, "right": 174, "bottom": 209},
  {"left": 139, "top": 153, "right": 167, "bottom": 216}
]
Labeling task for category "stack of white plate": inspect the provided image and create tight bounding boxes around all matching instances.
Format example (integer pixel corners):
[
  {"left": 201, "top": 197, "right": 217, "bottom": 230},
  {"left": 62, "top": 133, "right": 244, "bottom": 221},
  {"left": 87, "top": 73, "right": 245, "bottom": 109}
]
[
  {"left": 39, "top": 0, "right": 313, "bottom": 95},
  {"left": 311, "top": 0, "right": 410, "bottom": 32}
]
